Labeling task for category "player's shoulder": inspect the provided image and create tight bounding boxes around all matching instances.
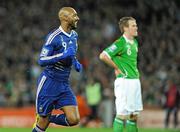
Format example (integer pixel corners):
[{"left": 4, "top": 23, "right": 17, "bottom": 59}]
[
  {"left": 47, "top": 28, "right": 61, "bottom": 37},
  {"left": 113, "top": 36, "right": 125, "bottom": 45},
  {"left": 45, "top": 28, "right": 62, "bottom": 45}
]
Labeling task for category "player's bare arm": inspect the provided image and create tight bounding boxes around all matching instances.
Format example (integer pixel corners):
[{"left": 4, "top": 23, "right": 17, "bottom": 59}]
[{"left": 99, "top": 52, "right": 122, "bottom": 76}]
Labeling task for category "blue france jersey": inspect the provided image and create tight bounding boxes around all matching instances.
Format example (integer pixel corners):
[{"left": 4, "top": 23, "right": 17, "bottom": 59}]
[{"left": 38, "top": 26, "right": 78, "bottom": 81}]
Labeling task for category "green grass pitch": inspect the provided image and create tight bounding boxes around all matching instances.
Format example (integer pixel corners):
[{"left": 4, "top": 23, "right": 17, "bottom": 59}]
[{"left": 0, "top": 128, "right": 179, "bottom": 132}]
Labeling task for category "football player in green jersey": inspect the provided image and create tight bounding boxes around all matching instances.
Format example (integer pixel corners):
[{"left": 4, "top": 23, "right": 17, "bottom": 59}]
[{"left": 99, "top": 17, "right": 143, "bottom": 132}]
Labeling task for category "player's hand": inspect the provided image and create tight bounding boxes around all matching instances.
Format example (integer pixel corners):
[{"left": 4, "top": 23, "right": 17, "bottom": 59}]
[
  {"left": 73, "top": 59, "right": 83, "bottom": 72},
  {"left": 114, "top": 68, "right": 121, "bottom": 77},
  {"left": 63, "top": 47, "right": 76, "bottom": 57}
]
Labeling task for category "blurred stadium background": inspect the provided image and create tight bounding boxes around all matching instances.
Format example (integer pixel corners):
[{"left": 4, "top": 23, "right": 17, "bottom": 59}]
[{"left": 0, "top": 0, "right": 180, "bottom": 131}]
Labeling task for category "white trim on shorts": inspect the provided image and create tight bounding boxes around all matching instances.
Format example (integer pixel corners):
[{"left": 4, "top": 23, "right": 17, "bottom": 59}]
[{"left": 36, "top": 75, "right": 47, "bottom": 113}]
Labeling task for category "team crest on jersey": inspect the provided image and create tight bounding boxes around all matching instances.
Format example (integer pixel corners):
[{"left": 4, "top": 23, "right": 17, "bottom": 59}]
[{"left": 109, "top": 45, "right": 117, "bottom": 52}]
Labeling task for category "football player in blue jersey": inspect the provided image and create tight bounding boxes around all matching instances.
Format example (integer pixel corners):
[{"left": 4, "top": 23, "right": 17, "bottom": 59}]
[{"left": 32, "top": 7, "right": 82, "bottom": 132}]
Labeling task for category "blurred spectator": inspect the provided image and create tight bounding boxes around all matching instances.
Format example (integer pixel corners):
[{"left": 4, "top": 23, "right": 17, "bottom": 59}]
[
  {"left": 85, "top": 78, "right": 102, "bottom": 120},
  {"left": 100, "top": 87, "right": 114, "bottom": 127},
  {"left": 76, "top": 89, "right": 91, "bottom": 126},
  {"left": 163, "top": 79, "right": 180, "bottom": 128}
]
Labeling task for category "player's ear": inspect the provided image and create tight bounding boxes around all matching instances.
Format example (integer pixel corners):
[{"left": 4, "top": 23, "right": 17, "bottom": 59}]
[{"left": 60, "top": 15, "right": 68, "bottom": 22}]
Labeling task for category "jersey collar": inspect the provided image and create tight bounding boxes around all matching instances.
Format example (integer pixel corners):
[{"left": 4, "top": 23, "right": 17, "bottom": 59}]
[
  {"left": 123, "top": 34, "right": 134, "bottom": 44},
  {"left": 59, "top": 26, "right": 72, "bottom": 37}
]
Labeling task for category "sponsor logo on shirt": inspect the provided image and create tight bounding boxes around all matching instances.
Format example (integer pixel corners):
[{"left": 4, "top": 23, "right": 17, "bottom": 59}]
[
  {"left": 109, "top": 44, "right": 117, "bottom": 52},
  {"left": 40, "top": 48, "right": 49, "bottom": 56}
]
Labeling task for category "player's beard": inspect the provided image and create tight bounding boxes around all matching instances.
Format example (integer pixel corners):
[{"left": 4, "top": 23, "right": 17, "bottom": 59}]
[{"left": 70, "top": 21, "right": 78, "bottom": 30}]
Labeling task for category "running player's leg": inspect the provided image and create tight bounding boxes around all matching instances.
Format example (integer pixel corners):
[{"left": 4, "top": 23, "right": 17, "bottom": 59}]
[
  {"left": 49, "top": 83, "right": 80, "bottom": 126},
  {"left": 32, "top": 74, "right": 53, "bottom": 132},
  {"left": 49, "top": 106, "right": 80, "bottom": 126},
  {"left": 62, "top": 105, "right": 80, "bottom": 126},
  {"left": 32, "top": 116, "right": 50, "bottom": 132},
  {"left": 33, "top": 109, "right": 51, "bottom": 131}
]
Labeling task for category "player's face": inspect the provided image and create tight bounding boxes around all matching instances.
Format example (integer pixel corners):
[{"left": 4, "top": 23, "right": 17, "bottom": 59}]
[
  {"left": 67, "top": 9, "right": 79, "bottom": 29},
  {"left": 127, "top": 20, "right": 138, "bottom": 37}
]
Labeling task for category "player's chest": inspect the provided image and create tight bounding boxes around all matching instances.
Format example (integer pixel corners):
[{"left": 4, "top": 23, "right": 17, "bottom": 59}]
[
  {"left": 123, "top": 43, "right": 138, "bottom": 56},
  {"left": 57, "top": 35, "right": 77, "bottom": 50}
]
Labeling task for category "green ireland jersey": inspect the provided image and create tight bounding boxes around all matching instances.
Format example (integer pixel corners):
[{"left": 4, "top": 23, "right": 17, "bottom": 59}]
[{"left": 103, "top": 36, "right": 139, "bottom": 79}]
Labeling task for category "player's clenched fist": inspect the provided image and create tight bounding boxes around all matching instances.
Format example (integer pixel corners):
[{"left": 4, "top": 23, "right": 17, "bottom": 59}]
[{"left": 63, "top": 47, "right": 76, "bottom": 57}]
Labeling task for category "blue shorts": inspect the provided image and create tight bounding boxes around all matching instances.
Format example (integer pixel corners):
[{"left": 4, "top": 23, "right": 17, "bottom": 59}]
[{"left": 36, "top": 72, "right": 77, "bottom": 116}]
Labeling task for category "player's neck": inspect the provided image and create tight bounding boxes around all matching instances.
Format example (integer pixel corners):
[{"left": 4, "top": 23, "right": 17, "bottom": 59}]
[
  {"left": 123, "top": 34, "right": 134, "bottom": 44},
  {"left": 60, "top": 23, "right": 71, "bottom": 34},
  {"left": 123, "top": 33, "right": 134, "bottom": 40}
]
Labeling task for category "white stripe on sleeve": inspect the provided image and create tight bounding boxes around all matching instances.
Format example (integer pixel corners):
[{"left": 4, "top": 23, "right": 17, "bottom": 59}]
[{"left": 45, "top": 29, "right": 61, "bottom": 45}]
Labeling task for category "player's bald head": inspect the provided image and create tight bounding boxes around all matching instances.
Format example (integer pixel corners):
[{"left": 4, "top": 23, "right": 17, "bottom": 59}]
[
  {"left": 58, "top": 7, "right": 76, "bottom": 21},
  {"left": 58, "top": 7, "right": 79, "bottom": 30}
]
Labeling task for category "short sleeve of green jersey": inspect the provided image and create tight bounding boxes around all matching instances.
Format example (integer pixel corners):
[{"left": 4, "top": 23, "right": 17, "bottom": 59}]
[{"left": 103, "top": 39, "right": 123, "bottom": 58}]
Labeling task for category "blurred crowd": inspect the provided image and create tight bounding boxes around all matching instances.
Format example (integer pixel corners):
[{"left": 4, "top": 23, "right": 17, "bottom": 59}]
[{"left": 0, "top": 0, "right": 180, "bottom": 122}]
